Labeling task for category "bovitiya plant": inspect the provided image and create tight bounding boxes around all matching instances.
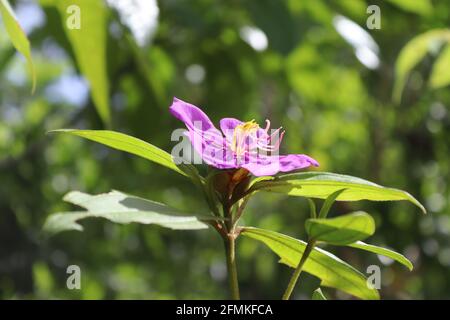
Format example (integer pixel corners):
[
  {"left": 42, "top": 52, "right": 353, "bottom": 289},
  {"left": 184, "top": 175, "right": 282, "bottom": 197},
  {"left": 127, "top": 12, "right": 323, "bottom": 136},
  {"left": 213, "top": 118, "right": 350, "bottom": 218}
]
[{"left": 44, "top": 97, "right": 425, "bottom": 300}]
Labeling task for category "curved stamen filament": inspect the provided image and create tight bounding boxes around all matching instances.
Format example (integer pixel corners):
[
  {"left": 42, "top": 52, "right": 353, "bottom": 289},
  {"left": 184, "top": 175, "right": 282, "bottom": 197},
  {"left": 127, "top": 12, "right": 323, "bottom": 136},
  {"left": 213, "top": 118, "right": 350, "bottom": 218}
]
[{"left": 230, "top": 119, "right": 285, "bottom": 157}]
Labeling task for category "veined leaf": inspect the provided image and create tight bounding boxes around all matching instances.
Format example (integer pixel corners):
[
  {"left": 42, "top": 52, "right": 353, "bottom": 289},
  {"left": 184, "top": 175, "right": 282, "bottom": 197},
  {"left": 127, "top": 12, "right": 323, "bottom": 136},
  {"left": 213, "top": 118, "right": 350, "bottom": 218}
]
[
  {"left": 348, "top": 241, "right": 413, "bottom": 271},
  {"left": 251, "top": 172, "right": 425, "bottom": 213},
  {"left": 312, "top": 288, "right": 327, "bottom": 300},
  {"left": 306, "top": 212, "right": 375, "bottom": 245},
  {"left": 49, "top": 129, "right": 187, "bottom": 176},
  {"left": 41, "top": 0, "right": 110, "bottom": 125},
  {"left": 44, "top": 190, "right": 210, "bottom": 234},
  {"left": 0, "top": 0, "right": 35, "bottom": 92},
  {"left": 241, "top": 227, "right": 379, "bottom": 300}
]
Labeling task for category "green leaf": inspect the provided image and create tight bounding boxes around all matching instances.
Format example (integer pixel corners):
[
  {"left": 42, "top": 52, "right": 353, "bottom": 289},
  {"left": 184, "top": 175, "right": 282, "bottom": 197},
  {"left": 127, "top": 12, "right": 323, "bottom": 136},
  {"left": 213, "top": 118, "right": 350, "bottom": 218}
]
[
  {"left": 241, "top": 227, "right": 379, "bottom": 300},
  {"left": 49, "top": 129, "right": 187, "bottom": 176},
  {"left": 44, "top": 190, "right": 210, "bottom": 234},
  {"left": 42, "top": 0, "right": 110, "bottom": 125},
  {"left": 393, "top": 29, "right": 450, "bottom": 102},
  {"left": 0, "top": 0, "right": 35, "bottom": 92},
  {"left": 318, "top": 188, "right": 346, "bottom": 219},
  {"left": 312, "top": 288, "right": 327, "bottom": 300},
  {"left": 430, "top": 44, "right": 450, "bottom": 89},
  {"left": 306, "top": 212, "right": 375, "bottom": 245},
  {"left": 348, "top": 241, "right": 413, "bottom": 271},
  {"left": 307, "top": 198, "right": 317, "bottom": 219},
  {"left": 251, "top": 172, "right": 426, "bottom": 213},
  {"left": 386, "top": 0, "right": 433, "bottom": 16}
]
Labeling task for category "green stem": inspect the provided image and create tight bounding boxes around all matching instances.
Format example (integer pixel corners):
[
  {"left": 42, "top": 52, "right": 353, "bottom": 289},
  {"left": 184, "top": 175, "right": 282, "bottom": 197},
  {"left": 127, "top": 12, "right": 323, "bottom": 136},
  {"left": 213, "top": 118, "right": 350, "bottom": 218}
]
[
  {"left": 282, "top": 239, "right": 317, "bottom": 300},
  {"left": 224, "top": 235, "right": 240, "bottom": 300}
]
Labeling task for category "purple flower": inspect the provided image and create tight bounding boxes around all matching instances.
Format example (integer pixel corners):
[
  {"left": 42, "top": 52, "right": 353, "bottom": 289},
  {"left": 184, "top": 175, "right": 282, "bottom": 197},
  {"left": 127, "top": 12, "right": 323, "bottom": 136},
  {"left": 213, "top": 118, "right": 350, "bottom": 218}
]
[{"left": 170, "top": 97, "right": 319, "bottom": 176}]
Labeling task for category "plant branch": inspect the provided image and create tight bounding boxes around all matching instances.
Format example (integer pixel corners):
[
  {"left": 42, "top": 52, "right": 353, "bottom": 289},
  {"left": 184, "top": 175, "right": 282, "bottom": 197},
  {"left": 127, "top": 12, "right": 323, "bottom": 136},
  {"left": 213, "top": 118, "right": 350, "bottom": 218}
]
[
  {"left": 220, "top": 188, "right": 241, "bottom": 300},
  {"left": 282, "top": 239, "right": 317, "bottom": 300},
  {"left": 224, "top": 234, "right": 240, "bottom": 300}
]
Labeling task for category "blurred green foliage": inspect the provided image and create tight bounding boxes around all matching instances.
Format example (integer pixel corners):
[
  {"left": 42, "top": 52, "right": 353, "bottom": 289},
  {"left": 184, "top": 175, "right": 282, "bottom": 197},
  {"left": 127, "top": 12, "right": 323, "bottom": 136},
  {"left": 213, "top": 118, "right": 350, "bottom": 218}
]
[{"left": 0, "top": 0, "right": 449, "bottom": 299}]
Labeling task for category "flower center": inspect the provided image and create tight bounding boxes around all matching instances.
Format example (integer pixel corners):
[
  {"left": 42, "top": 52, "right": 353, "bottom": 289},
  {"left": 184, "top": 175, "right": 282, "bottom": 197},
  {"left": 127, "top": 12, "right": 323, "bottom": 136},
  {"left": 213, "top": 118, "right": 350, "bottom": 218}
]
[
  {"left": 231, "top": 120, "right": 259, "bottom": 157},
  {"left": 230, "top": 119, "right": 285, "bottom": 159}
]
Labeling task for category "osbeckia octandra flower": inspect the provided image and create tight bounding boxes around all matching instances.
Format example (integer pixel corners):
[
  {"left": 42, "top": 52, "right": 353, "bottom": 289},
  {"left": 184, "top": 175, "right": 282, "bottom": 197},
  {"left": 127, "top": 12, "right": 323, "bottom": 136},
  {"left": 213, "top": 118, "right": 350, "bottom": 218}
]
[{"left": 170, "top": 97, "right": 319, "bottom": 176}]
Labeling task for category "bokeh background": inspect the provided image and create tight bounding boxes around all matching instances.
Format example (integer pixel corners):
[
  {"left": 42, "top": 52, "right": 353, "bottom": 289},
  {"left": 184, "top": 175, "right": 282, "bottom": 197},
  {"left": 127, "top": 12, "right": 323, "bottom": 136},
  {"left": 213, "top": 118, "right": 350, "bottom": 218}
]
[{"left": 1, "top": 0, "right": 449, "bottom": 299}]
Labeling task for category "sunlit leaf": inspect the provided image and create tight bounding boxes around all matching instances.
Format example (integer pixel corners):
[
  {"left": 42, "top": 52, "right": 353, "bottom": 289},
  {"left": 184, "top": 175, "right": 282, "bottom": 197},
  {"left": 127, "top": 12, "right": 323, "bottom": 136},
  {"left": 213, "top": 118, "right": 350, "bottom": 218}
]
[
  {"left": 306, "top": 212, "right": 375, "bottom": 245},
  {"left": 0, "top": 0, "right": 35, "bottom": 92},
  {"left": 49, "top": 129, "right": 187, "bottom": 176},
  {"left": 393, "top": 29, "right": 450, "bottom": 102},
  {"left": 41, "top": 0, "right": 110, "bottom": 125},
  {"left": 348, "top": 241, "right": 413, "bottom": 271},
  {"left": 312, "top": 288, "right": 327, "bottom": 300},
  {"left": 430, "top": 44, "right": 450, "bottom": 89},
  {"left": 251, "top": 172, "right": 426, "bottom": 213},
  {"left": 241, "top": 227, "right": 379, "bottom": 300},
  {"left": 44, "top": 190, "right": 210, "bottom": 234}
]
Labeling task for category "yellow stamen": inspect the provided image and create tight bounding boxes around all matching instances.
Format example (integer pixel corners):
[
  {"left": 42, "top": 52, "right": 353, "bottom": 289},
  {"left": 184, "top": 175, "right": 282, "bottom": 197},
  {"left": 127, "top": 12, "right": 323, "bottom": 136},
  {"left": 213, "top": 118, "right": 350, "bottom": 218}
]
[{"left": 231, "top": 120, "right": 259, "bottom": 157}]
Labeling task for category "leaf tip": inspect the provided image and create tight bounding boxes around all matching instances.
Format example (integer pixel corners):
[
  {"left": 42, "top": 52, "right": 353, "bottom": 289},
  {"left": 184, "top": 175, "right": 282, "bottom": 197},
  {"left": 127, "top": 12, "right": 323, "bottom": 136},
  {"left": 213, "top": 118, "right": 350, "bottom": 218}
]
[{"left": 46, "top": 129, "right": 76, "bottom": 135}]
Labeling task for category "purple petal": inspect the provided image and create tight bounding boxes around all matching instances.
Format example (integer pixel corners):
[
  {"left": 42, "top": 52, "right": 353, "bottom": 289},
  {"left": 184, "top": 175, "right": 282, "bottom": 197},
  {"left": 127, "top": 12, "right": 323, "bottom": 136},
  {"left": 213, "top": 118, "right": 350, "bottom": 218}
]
[
  {"left": 220, "top": 118, "right": 269, "bottom": 142},
  {"left": 170, "top": 97, "right": 217, "bottom": 132},
  {"left": 184, "top": 130, "right": 237, "bottom": 169},
  {"left": 220, "top": 118, "right": 242, "bottom": 141},
  {"left": 171, "top": 97, "right": 234, "bottom": 168},
  {"left": 242, "top": 154, "right": 319, "bottom": 176}
]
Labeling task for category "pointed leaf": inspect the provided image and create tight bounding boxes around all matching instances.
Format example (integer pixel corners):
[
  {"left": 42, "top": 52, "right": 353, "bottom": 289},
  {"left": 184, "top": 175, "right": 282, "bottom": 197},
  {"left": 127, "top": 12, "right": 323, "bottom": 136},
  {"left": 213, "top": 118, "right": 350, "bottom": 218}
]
[
  {"left": 312, "top": 288, "right": 327, "bottom": 300},
  {"left": 306, "top": 212, "right": 375, "bottom": 245},
  {"left": 43, "top": 190, "right": 210, "bottom": 234},
  {"left": 251, "top": 172, "right": 426, "bottom": 213},
  {"left": 348, "top": 241, "right": 413, "bottom": 271},
  {"left": 318, "top": 189, "right": 346, "bottom": 219},
  {"left": 49, "top": 129, "right": 187, "bottom": 176},
  {"left": 241, "top": 227, "right": 379, "bottom": 300},
  {"left": 0, "top": 0, "right": 35, "bottom": 92}
]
